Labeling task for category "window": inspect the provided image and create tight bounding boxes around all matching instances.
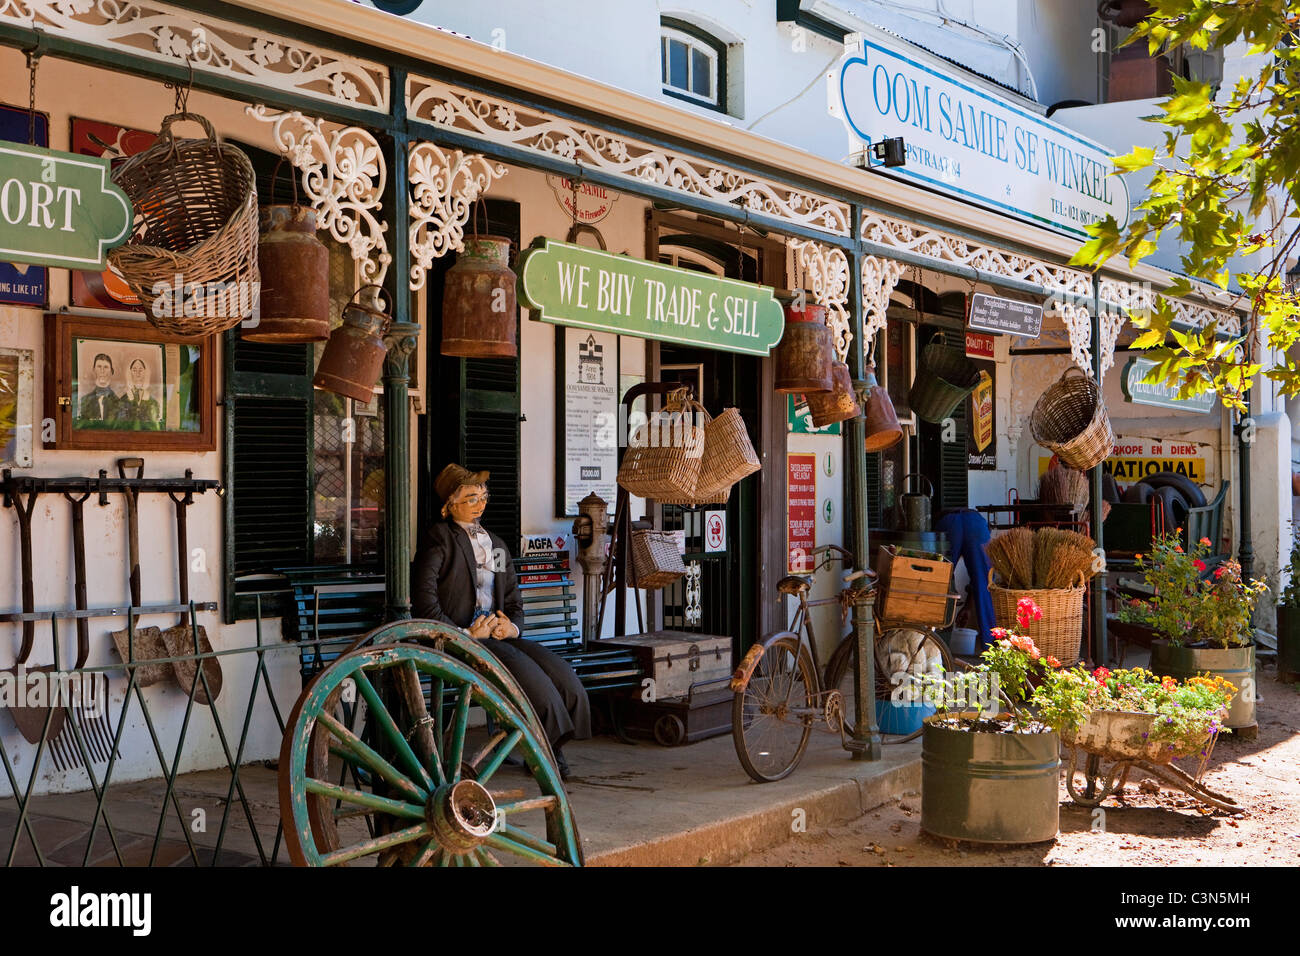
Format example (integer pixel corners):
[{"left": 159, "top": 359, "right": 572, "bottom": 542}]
[{"left": 661, "top": 18, "right": 726, "bottom": 111}]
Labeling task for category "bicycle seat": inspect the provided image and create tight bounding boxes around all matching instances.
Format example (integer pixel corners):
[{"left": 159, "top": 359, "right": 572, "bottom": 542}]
[{"left": 777, "top": 575, "right": 813, "bottom": 595}]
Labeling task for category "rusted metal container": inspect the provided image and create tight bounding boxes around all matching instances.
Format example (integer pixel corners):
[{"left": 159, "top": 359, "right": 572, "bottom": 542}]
[
  {"left": 773, "top": 302, "right": 832, "bottom": 394},
  {"left": 1149, "top": 640, "right": 1256, "bottom": 734},
  {"left": 313, "top": 285, "right": 390, "bottom": 402},
  {"left": 921, "top": 716, "right": 1060, "bottom": 844},
  {"left": 441, "top": 235, "right": 517, "bottom": 358},
  {"left": 806, "top": 360, "right": 861, "bottom": 427},
  {"left": 862, "top": 362, "right": 903, "bottom": 451},
  {"left": 243, "top": 204, "right": 330, "bottom": 342}
]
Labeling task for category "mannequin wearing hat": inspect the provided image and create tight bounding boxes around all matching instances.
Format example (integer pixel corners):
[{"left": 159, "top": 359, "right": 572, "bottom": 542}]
[{"left": 412, "top": 464, "right": 591, "bottom": 777}]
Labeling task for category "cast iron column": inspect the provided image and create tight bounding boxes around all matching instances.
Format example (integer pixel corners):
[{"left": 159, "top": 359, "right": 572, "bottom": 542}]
[
  {"left": 846, "top": 228, "right": 882, "bottom": 761},
  {"left": 1089, "top": 280, "right": 1109, "bottom": 664}
]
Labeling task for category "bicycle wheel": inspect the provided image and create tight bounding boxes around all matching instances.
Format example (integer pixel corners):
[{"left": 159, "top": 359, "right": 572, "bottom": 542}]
[
  {"left": 824, "top": 627, "right": 955, "bottom": 740},
  {"left": 732, "top": 633, "right": 817, "bottom": 783}
]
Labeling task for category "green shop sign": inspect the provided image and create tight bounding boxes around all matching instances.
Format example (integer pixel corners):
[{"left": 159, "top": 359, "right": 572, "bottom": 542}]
[
  {"left": 0, "top": 142, "right": 131, "bottom": 270},
  {"left": 1122, "top": 357, "right": 1217, "bottom": 414},
  {"left": 517, "top": 237, "right": 785, "bottom": 356}
]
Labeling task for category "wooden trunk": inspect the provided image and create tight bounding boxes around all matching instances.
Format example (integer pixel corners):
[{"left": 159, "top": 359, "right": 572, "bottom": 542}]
[{"left": 603, "top": 630, "right": 732, "bottom": 700}]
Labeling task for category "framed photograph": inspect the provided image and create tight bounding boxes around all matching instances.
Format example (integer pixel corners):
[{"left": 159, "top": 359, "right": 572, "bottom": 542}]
[
  {"left": 44, "top": 314, "right": 215, "bottom": 451},
  {"left": 0, "top": 103, "right": 49, "bottom": 308},
  {"left": 555, "top": 325, "right": 619, "bottom": 517},
  {"left": 69, "top": 117, "right": 159, "bottom": 312},
  {"left": 0, "top": 347, "right": 34, "bottom": 468}
]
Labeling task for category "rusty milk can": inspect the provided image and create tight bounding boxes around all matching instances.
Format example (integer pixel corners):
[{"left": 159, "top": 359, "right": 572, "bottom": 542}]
[
  {"left": 806, "top": 360, "right": 861, "bottom": 427},
  {"left": 313, "top": 284, "right": 391, "bottom": 402},
  {"left": 243, "top": 204, "right": 330, "bottom": 343},
  {"left": 441, "top": 235, "right": 517, "bottom": 358},
  {"left": 773, "top": 301, "right": 833, "bottom": 394}
]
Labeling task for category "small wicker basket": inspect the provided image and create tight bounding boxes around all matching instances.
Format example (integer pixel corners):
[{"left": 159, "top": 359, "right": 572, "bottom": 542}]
[
  {"left": 1029, "top": 366, "right": 1114, "bottom": 472},
  {"left": 693, "top": 407, "right": 761, "bottom": 499},
  {"left": 617, "top": 389, "right": 707, "bottom": 501},
  {"left": 108, "top": 112, "right": 259, "bottom": 337},
  {"left": 630, "top": 528, "right": 687, "bottom": 589},
  {"left": 990, "top": 582, "right": 1085, "bottom": 665}
]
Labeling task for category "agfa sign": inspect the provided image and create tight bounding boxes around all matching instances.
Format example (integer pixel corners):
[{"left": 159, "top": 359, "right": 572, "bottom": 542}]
[
  {"left": 0, "top": 142, "right": 131, "bottom": 269},
  {"left": 829, "top": 33, "right": 1129, "bottom": 239}
]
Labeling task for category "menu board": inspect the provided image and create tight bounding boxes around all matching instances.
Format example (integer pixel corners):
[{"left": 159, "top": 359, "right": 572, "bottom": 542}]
[
  {"left": 787, "top": 453, "right": 817, "bottom": 573},
  {"left": 558, "top": 326, "right": 618, "bottom": 516}
]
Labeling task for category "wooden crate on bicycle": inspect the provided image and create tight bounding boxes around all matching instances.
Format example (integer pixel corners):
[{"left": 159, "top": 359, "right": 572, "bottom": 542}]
[{"left": 874, "top": 545, "right": 956, "bottom": 629}]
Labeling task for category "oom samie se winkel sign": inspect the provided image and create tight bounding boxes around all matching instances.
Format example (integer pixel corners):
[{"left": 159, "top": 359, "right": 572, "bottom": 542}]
[{"left": 517, "top": 237, "right": 785, "bottom": 356}]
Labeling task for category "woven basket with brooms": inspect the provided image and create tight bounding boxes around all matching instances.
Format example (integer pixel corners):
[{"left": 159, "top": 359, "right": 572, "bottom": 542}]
[{"left": 987, "top": 526, "right": 1100, "bottom": 664}]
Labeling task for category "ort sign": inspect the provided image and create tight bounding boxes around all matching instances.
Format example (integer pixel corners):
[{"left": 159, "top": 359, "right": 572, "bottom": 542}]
[
  {"left": 0, "top": 142, "right": 131, "bottom": 269},
  {"left": 517, "top": 237, "right": 785, "bottom": 356}
]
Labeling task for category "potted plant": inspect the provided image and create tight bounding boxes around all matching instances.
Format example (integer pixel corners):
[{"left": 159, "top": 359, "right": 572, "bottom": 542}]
[
  {"left": 1128, "top": 532, "right": 1265, "bottom": 735},
  {"left": 919, "top": 598, "right": 1061, "bottom": 844},
  {"left": 1278, "top": 536, "right": 1300, "bottom": 684}
]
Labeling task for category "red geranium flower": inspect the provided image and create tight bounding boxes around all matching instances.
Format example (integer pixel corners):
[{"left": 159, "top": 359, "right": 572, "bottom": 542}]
[
  {"left": 1092, "top": 666, "right": 1111, "bottom": 684},
  {"left": 1193, "top": 559, "right": 1207, "bottom": 572},
  {"left": 1045, "top": 655, "right": 1062, "bottom": 668},
  {"left": 1199, "top": 537, "right": 1212, "bottom": 547}
]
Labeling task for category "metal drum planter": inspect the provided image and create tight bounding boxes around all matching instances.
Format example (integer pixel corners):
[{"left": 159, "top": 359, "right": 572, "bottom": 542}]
[
  {"left": 774, "top": 303, "right": 832, "bottom": 394},
  {"left": 1149, "top": 641, "right": 1256, "bottom": 735},
  {"left": 244, "top": 205, "right": 330, "bottom": 342},
  {"left": 921, "top": 716, "right": 1060, "bottom": 844},
  {"left": 441, "top": 235, "right": 517, "bottom": 358},
  {"left": 313, "top": 285, "right": 391, "bottom": 402}
]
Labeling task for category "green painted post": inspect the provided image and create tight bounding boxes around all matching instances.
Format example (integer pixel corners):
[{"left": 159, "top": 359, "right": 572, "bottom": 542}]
[
  {"left": 845, "top": 230, "right": 882, "bottom": 761},
  {"left": 1090, "top": 279, "right": 1109, "bottom": 665}
]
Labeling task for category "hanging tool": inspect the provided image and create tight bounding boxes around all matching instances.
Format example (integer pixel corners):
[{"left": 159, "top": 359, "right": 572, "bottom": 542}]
[
  {"left": 5, "top": 486, "right": 68, "bottom": 745},
  {"left": 50, "top": 490, "right": 114, "bottom": 771},
  {"left": 160, "top": 482, "right": 222, "bottom": 705},
  {"left": 108, "top": 459, "right": 169, "bottom": 686}
]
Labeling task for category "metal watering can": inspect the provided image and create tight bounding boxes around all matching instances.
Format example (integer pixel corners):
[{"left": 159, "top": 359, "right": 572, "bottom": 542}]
[{"left": 900, "top": 473, "right": 934, "bottom": 533}]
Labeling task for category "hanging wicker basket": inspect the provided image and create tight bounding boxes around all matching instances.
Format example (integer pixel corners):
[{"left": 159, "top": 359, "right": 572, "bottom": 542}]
[
  {"left": 1029, "top": 366, "right": 1114, "bottom": 471},
  {"left": 694, "top": 407, "right": 761, "bottom": 499},
  {"left": 909, "top": 333, "right": 981, "bottom": 423},
  {"left": 617, "top": 388, "right": 707, "bottom": 500},
  {"left": 108, "top": 112, "right": 259, "bottom": 337},
  {"left": 630, "top": 528, "right": 688, "bottom": 589}
]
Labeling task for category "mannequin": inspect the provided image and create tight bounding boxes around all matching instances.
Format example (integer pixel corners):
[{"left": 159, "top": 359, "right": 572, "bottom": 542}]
[{"left": 411, "top": 463, "right": 591, "bottom": 778}]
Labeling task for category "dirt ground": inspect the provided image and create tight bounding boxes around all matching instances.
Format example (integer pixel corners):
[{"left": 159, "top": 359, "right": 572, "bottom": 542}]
[{"left": 734, "top": 669, "right": 1300, "bottom": 866}]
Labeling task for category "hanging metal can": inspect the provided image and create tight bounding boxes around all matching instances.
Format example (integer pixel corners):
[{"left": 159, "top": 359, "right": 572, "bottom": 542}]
[
  {"left": 862, "top": 362, "right": 904, "bottom": 451},
  {"left": 773, "top": 301, "right": 833, "bottom": 394},
  {"left": 313, "top": 285, "right": 391, "bottom": 402},
  {"left": 806, "top": 360, "right": 862, "bottom": 427},
  {"left": 243, "top": 204, "right": 331, "bottom": 343},
  {"left": 441, "top": 235, "right": 517, "bottom": 358}
]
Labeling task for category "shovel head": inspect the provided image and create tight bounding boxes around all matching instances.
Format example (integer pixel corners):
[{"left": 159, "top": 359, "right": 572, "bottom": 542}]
[
  {"left": 5, "top": 665, "right": 69, "bottom": 746},
  {"left": 160, "top": 622, "right": 223, "bottom": 706},
  {"left": 109, "top": 625, "right": 171, "bottom": 687}
]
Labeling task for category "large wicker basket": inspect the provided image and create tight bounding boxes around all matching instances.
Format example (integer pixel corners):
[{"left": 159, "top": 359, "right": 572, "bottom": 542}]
[
  {"left": 108, "top": 112, "right": 259, "bottom": 337},
  {"left": 630, "top": 528, "right": 687, "bottom": 589},
  {"left": 1029, "top": 366, "right": 1114, "bottom": 471},
  {"left": 909, "top": 333, "right": 981, "bottom": 423},
  {"left": 990, "top": 583, "right": 1085, "bottom": 664},
  {"left": 617, "top": 389, "right": 706, "bottom": 500},
  {"left": 693, "top": 407, "right": 761, "bottom": 499}
]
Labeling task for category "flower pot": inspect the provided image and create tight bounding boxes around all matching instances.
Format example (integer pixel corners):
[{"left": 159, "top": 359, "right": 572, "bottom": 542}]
[
  {"left": 1149, "top": 640, "right": 1255, "bottom": 733},
  {"left": 1063, "top": 709, "right": 1208, "bottom": 764},
  {"left": 876, "top": 698, "right": 936, "bottom": 736},
  {"left": 921, "top": 715, "right": 1059, "bottom": 844},
  {"left": 1278, "top": 606, "right": 1300, "bottom": 684}
]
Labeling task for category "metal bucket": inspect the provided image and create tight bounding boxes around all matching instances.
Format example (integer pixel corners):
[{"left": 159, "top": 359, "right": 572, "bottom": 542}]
[
  {"left": 773, "top": 302, "right": 833, "bottom": 394},
  {"left": 862, "top": 362, "right": 903, "bottom": 451},
  {"left": 921, "top": 716, "right": 1060, "bottom": 844},
  {"left": 900, "top": 473, "right": 933, "bottom": 533},
  {"left": 1149, "top": 640, "right": 1256, "bottom": 732}
]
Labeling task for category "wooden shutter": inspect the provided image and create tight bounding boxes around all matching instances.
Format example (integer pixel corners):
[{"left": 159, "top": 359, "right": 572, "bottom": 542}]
[{"left": 420, "top": 199, "right": 522, "bottom": 549}]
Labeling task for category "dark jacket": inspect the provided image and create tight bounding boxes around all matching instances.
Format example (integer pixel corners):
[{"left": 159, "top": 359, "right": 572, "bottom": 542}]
[{"left": 411, "top": 519, "right": 524, "bottom": 633}]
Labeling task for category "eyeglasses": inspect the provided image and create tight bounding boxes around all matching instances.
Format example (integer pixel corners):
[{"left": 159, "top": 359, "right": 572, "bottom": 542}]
[{"left": 456, "top": 492, "right": 489, "bottom": 506}]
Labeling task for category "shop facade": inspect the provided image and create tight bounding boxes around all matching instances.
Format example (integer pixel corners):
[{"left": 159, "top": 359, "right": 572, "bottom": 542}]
[{"left": 0, "top": 0, "right": 1247, "bottom": 830}]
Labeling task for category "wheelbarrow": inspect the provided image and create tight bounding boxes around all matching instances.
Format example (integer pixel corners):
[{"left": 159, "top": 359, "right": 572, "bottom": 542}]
[{"left": 1062, "top": 709, "right": 1239, "bottom": 813}]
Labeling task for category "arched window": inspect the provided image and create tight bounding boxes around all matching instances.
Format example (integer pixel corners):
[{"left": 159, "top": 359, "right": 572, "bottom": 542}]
[{"left": 661, "top": 18, "right": 726, "bottom": 111}]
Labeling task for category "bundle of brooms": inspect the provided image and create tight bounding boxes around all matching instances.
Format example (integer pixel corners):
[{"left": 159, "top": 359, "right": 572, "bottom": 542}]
[{"left": 986, "top": 525, "right": 1098, "bottom": 664}]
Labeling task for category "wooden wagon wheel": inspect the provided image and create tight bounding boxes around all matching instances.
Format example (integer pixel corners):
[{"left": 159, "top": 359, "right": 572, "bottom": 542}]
[
  {"left": 280, "top": 644, "right": 582, "bottom": 866},
  {"left": 1063, "top": 746, "right": 1131, "bottom": 807}
]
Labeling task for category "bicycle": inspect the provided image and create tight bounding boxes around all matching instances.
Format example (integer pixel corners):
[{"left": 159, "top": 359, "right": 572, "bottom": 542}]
[{"left": 729, "top": 544, "right": 957, "bottom": 783}]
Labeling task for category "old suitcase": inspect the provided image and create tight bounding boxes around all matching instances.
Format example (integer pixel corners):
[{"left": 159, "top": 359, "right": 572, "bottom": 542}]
[
  {"left": 620, "top": 682, "right": 734, "bottom": 746},
  {"left": 602, "top": 630, "right": 732, "bottom": 700}
]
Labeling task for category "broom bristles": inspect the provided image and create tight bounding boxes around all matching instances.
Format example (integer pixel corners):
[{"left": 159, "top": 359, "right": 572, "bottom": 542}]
[{"left": 991, "top": 527, "right": 1035, "bottom": 589}]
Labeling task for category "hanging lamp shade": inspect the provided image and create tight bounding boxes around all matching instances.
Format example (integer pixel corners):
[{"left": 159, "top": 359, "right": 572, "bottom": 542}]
[
  {"left": 441, "top": 235, "right": 517, "bottom": 358},
  {"left": 862, "top": 362, "right": 903, "bottom": 451},
  {"left": 773, "top": 301, "right": 833, "bottom": 394},
  {"left": 243, "top": 204, "right": 330, "bottom": 342},
  {"left": 313, "top": 285, "right": 391, "bottom": 402}
]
